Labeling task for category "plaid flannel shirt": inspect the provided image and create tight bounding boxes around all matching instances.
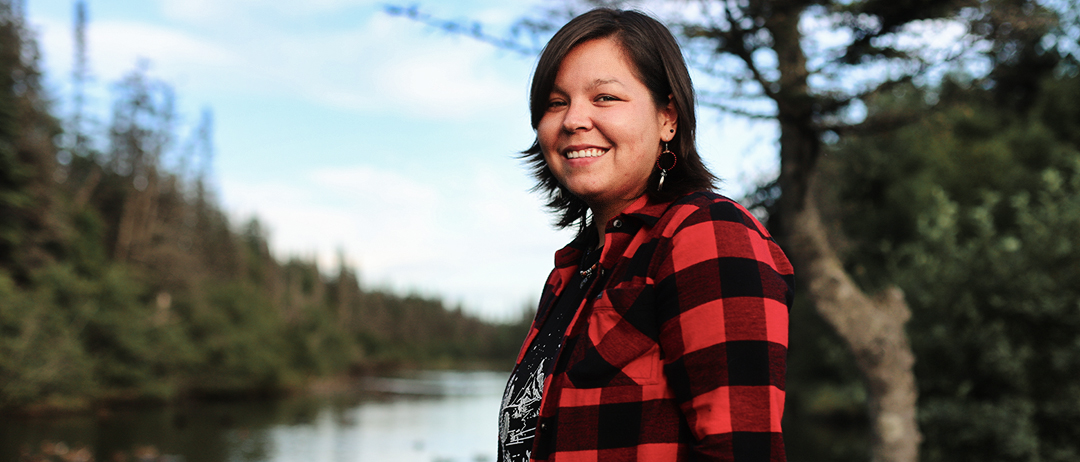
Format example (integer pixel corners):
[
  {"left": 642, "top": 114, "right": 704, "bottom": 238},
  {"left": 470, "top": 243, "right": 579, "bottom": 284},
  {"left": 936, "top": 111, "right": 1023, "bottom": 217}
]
[{"left": 515, "top": 191, "right": 794, "bottom": 462}]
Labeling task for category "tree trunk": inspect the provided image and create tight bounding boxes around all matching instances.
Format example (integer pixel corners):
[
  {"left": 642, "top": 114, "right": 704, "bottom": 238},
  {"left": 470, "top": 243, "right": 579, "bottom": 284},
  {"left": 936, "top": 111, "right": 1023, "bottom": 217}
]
[
  {"left": 113, "top": 170, "right": 159, "bottom": 263},
  {"left": 765, "top": 2, "right": 923, "bottom": 461},
  {"left": 787, "top": 181, "right": 922, "bottom": 462},
  {"left": 73, "top": 166, "right": 101, "bottom": 208},
  {"left": 114, "top": 187, "right": 137, "bottom": 262}
]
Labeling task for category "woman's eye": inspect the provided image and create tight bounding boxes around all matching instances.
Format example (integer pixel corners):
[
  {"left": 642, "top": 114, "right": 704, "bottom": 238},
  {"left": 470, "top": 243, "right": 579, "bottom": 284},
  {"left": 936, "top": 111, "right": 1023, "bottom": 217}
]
[
  {"left": 596, "top": 95, "right": 619, "bottom": 102},
  {"left": 547, "top": 100, "right": 567, "bottom": 109}
]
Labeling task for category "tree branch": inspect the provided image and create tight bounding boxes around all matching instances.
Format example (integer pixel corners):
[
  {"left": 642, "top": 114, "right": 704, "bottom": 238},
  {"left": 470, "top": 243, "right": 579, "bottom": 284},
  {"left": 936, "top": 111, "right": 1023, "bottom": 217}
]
[
  {"left": 383, "top": 4, "right": 542, "bottom": 56},
  {"left": 698, "top": 99, "right": 777, "bottom": 119},
  {"left": 720, "top": 0, "right": 780, "bottom": 100}
]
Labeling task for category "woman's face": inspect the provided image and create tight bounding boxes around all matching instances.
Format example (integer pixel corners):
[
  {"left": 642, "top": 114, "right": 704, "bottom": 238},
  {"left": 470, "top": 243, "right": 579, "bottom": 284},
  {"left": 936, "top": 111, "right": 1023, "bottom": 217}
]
[{"left": 538, "top": 37, "right": 676, "bottom": 219}]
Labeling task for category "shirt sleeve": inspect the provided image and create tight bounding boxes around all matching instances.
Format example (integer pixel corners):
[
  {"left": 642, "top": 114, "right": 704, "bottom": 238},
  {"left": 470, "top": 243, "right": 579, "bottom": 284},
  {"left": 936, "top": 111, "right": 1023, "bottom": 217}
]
[{"left": 654, "top": 199, "right": 794, "bottom": 461}]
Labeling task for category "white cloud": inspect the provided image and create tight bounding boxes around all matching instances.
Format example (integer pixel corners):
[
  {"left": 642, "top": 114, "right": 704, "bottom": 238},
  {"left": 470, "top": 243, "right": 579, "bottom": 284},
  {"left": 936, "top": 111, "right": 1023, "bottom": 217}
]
[
  {"left": 220, "top": 161, "right": 571, "bottom": 320},
  {"left": 96, "top": 21, "right": 235, "bottom": 78},
  {"left": 227, "top": 13, "right": 527, "bottom": 118},
  {"left": 375, "top": 51, "right": 520, "bottom": 117},
  {"left": 33, "top": 17, "right": 233, "bottom": 78},
  {"left": 156, "top": 0, "right": 238, "bottom": 25},
  {"left": 223, "top": 165, "right": 440, "bottom": 270},
  {"left": 156, "top": 0, "right": 379, "bottom": 24},
  {"left": 34, "top": 4, "right": 531, "bottom": 121}
]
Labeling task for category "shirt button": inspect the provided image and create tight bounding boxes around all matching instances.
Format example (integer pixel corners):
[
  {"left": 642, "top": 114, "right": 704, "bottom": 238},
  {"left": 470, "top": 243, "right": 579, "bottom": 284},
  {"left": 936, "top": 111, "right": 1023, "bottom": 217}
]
[
  {"left": 612, "top": 219, "right": 623, "bottom": 228},
  {"left": 540, "top": 423, "right": 548, "bottom": 430}
]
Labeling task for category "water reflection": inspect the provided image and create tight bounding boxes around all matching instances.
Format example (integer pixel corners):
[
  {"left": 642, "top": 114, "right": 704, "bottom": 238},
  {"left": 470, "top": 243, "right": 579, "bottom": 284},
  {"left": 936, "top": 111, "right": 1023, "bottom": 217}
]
[{"left": 0, "top": 370, "right": 507, "bottom": 462}]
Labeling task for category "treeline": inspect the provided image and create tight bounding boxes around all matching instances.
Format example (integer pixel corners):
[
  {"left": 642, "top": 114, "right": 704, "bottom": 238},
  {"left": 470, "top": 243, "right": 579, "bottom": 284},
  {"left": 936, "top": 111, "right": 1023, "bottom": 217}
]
[
  {"left": 0, "top": 3, "right": 528, "bottom": 412},
  {"left": 785, "top": 52, "right": 1080, "bottom": 462}
]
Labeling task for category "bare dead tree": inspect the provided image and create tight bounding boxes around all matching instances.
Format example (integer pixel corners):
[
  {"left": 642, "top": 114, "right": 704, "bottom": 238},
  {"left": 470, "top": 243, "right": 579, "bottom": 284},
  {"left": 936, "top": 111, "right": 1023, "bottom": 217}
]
[
  {"left": 70, "top": 0, "right": 89, "bottom": 158},
  {"left": 107, "top": 61, "right": 176, "bottom": 263},
  {"left": 69, "top": 0, "right": 104, "bottom": 208}
]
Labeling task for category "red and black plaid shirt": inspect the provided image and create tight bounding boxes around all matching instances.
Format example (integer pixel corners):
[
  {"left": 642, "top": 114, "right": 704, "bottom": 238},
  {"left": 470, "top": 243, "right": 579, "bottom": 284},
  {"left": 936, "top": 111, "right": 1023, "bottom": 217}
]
[{"left": 515, "top": 191, "right": 794, "bottom": 461}]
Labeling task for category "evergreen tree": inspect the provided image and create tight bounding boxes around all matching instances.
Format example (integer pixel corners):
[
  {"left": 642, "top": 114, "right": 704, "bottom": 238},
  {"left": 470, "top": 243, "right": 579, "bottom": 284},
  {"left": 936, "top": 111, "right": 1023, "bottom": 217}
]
[
  {"left": 820, "top": 72, "right": 1080, "bottom": 462},
  {"left": 0, "top": 0, "right": 63, "bottom": 282}
]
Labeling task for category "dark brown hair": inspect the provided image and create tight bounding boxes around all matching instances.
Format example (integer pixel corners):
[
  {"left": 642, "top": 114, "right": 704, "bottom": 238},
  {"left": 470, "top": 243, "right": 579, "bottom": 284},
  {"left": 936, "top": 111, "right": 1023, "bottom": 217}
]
[{"left": 523, "top": 8, "right": 716, "bottom": 230}]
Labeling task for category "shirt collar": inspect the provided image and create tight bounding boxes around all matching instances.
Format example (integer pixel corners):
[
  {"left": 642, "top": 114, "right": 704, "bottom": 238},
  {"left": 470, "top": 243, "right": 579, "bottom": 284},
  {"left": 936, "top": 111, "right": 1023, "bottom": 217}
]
[
  {"left": 618, "top": 193, "right": 668, "bottom": 228},
  {"left": 553, "top": 194, "right": 675, "bottom": 268}
]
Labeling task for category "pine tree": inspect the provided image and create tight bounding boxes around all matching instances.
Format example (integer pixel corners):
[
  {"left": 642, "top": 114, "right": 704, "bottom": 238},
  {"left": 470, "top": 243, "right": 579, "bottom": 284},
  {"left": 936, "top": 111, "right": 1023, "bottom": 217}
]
[{"left": 0, "top": 0, "right": 64, "bottom": 283}]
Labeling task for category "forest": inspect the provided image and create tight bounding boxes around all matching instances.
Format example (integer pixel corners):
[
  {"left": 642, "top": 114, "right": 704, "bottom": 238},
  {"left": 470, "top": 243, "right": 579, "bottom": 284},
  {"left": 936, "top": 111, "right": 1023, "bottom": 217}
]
[
  {"left": 786, "top": 66, "right": 1080, "bottom": 462},
  {"left": 0, "top": 0, "right": 530, "bottom": 413},
  {"left": 3, "top": 0, "right": 1080, "bottom": 461}
]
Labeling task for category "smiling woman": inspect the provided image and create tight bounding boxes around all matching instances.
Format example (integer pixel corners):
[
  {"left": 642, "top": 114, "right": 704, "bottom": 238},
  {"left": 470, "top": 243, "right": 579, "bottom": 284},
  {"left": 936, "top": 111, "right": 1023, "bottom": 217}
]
[{"left": 501, "top": 8, "right": 795, "bottom": 462}]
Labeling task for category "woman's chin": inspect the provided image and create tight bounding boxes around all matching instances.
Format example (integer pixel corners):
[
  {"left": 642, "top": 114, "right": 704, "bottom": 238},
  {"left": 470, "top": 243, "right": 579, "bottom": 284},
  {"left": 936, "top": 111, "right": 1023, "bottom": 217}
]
[{"left": 564, "top": 185, "right": 606, "bottom": 203}]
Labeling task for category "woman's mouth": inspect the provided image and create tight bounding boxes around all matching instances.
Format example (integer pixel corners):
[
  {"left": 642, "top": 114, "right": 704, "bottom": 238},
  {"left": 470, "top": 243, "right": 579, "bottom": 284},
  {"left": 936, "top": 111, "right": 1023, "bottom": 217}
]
[{"left": 565, "top": 148, "right": 607, "bottom": 159}]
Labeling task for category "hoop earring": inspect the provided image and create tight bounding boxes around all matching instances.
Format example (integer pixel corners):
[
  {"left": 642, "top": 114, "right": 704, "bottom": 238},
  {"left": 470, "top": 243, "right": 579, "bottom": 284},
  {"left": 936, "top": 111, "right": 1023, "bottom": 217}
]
[{"left": 656, "top": 143, "right": 677, "bottom": 191}]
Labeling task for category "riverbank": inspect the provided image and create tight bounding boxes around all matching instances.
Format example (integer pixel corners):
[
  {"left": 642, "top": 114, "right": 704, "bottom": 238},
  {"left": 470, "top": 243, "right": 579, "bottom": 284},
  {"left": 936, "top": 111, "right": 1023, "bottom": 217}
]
[{"left": 2, "top": 359, "right": 512, "bottom": 418}]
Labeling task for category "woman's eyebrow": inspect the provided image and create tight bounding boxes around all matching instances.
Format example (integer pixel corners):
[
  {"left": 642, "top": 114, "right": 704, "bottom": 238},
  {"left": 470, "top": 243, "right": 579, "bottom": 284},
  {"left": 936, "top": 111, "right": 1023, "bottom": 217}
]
[
  {"left": 550, "top": 78, "right": 621, "bottom": 95},
  {"left": 588, "top": 78, "right": 620, "bottom": 90}
]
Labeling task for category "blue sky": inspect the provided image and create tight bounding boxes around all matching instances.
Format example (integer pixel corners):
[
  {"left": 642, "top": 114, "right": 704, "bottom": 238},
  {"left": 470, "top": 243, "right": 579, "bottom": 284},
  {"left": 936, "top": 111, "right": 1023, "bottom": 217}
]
[{"left": 25, "top": 0, "right": 779, "bottom": 320}]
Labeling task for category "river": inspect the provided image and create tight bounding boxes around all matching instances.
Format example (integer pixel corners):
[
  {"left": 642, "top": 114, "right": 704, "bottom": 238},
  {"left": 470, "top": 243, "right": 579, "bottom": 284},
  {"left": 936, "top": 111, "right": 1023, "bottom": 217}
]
[{"left": 0, "top": 370, "right": 508, "bottom": 462}]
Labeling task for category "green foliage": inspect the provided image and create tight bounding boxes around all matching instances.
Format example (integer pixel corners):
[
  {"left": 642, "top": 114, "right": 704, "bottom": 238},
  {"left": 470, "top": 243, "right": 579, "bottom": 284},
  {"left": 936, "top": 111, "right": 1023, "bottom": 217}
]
[
  {"left": 820, "top": 73, "right": 1080, "bottom": 461},
  {"left": 0, "top": 270, "right": 96, "bottom": 408},
  {"left": 348, "top": 289, "right": 527, "bottom": 368},
  {"left": 0, "top": 1, "right": 63, "bottom": 284},
  {"left": 185, "top": 282, "right": 291, "bottom": 393},
  {"left": 79, "top": 266, "right": 195, "bottom": 396}
]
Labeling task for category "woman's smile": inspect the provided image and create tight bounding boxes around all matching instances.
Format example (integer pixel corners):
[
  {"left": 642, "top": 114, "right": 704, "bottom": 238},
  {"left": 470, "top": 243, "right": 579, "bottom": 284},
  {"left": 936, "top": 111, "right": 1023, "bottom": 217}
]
[{"left": 564, "top": 147, "right": 608, "bottom": 159}]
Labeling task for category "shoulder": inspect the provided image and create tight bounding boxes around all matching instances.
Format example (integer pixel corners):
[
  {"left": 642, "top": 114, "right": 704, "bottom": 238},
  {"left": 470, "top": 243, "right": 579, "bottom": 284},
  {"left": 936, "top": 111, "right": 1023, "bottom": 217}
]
[
  {"left": 661, "top": 191, "right": 773, "bottom": 239},
  {"left": 660, "top": 191, "right": 793, "bottom": 279}
]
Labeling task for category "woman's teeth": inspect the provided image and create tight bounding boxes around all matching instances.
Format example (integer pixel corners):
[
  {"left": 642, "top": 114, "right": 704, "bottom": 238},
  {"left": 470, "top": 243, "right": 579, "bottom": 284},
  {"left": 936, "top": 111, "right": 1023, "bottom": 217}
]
[{"left": 566, "top": 148, "right": 606, "bottom": 159}]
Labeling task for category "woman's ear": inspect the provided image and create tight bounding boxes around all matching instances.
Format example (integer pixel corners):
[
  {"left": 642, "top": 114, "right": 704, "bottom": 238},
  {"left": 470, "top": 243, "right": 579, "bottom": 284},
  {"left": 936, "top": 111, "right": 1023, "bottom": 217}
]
[{"left": 659, "top": 95, "right": 677, "bottom": 142}]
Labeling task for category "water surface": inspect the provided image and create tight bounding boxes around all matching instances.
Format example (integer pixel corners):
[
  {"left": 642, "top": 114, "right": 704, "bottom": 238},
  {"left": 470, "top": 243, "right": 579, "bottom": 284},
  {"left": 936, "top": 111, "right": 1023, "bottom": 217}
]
[{"left": 0, "top": 370, "right": 507, "bottom": 462}]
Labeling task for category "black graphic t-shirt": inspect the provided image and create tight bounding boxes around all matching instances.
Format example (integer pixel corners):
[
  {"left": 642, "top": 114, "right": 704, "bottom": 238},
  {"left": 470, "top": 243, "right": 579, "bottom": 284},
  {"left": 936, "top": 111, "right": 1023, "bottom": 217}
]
[{"left": 498, "top": 244, "right": 603, "bottom": 462}]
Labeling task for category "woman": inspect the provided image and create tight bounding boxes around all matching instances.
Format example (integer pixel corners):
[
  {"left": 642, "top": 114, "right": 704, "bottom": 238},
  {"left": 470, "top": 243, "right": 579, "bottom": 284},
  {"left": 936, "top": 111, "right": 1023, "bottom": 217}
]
[{"left": 499, "top": 8, "right": 794, "bottom": 462}]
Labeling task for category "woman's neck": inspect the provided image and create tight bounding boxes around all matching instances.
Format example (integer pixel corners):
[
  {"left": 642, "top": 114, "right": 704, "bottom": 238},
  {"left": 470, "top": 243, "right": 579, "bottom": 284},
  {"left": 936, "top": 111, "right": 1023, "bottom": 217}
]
[
  {"left": 590, "top": 194, "right": 642, "bottom": 246},
  {"left": 590, "top": 204, "right": 621, "bottom": 247}
]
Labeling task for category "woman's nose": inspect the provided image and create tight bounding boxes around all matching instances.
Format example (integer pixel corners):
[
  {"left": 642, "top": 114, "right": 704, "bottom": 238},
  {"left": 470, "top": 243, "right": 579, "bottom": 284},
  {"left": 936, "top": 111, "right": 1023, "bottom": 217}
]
[{"left": 562, "top": 101, "right": 592, "bottom": 133}]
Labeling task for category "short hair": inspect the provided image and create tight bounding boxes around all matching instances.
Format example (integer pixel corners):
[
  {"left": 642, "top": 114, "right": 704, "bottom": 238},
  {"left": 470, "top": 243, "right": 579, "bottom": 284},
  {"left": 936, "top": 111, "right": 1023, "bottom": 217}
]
[{"left": 523, "top": 8, "right": 716, "bottom": 231}]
